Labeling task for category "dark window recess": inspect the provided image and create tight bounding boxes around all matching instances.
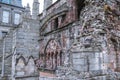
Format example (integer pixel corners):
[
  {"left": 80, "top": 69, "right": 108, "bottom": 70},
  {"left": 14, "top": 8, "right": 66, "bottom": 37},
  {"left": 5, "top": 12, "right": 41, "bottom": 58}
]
[
  {"left": 60, "top": 52, "right": 62, "bottom": 65},
  {"left": 2, "top": 31, "right": 7, "bottom": 37},
  {"left": 78, "top": 30, "right": 80, "bottom": 35},
  {"left": 61, "top": 14, "right": 66, "bottom": 23},
  {"left": 111, "top": 38, "right": 118, "bottom": 50},
  {"left": 11, "top": 8, "right": 14, "bottom": 10},
  {"left": 55, "top": 53, "right": 57, "bottom": 69},
  {"left": 54, "top": 18, "right": 58, "bottom": 29},
  {"left": 75, "top": 0, "right": 85, "bottom": 19},
  {"left": 0, "top": 56, "right": 2, "bottom": 61}
]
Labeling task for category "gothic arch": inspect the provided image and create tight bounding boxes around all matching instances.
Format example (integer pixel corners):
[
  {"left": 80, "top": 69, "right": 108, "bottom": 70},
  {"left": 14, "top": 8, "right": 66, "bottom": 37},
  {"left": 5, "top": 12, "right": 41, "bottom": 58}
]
[
  {"left": 25, "top": 56, "right": 36, "bottom": 75},
  {"left": 16, "top": 56, "right": 26, "bottom": 65},
  {"left": 15, "top": 56, "right": 26, "bottom": 76},
  {"left": 43, "top": 39, "right": 63, "bottom": 70},
  {"left": 26, "top": 56, "right": 34, "bottom": 65},
  {"left": 44, "top": 39, "right": 62, "bottom": 54}
]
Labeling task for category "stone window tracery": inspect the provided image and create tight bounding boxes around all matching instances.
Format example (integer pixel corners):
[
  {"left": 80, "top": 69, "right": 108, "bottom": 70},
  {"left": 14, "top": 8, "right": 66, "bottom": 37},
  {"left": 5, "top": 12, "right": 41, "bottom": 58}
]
[{"left": 44, "top": 39, "right": 62, "bottom": 70}]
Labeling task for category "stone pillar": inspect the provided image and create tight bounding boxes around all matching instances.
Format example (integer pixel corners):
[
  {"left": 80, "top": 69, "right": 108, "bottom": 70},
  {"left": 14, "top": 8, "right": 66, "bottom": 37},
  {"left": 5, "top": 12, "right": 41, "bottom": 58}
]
[
  {"left": 57, "top": 52, "right": 61, "bottom": 67},
  {"left": 32, "top": 0, "right": 39, "bottom": 19},
  {"left": 1, "top": 38, "right": 5, "bottom": 77},
  {"left": 23, "top": 3, "right": 31, "bottom": 18},
  {"left": 49, "top": 53, "right": 52, "bottom": 69},
  {"left": 52, "top": 52, "right": 57, "bottom": 69},
  {"left": 11, "top": 53, "right": 16, "bottom": 80},
  {"left": 53, "top": 55, "right": 55, "bottom": 69},
  {"left": 11, "top": 29, "right": 17, "bottom": 80}
]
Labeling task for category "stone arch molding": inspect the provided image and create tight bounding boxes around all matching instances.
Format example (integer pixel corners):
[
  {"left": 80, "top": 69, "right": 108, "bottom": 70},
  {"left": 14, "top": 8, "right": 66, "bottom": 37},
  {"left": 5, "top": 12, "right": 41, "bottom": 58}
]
[
  {"left": 45, "top": 39, "right": 62, "bottom": 54},
  {"left": 15, "top": 56, "right": 37, "bottom": 76},
  {"left": 43, "top": 39, "right": 63, "bottom": 70}
]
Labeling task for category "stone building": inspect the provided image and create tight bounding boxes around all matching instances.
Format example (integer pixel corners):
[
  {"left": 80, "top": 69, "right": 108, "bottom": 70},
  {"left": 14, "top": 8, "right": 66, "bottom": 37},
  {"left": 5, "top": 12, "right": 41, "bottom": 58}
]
[
  {"left": 38, "top": 0, "right": 120, "bottom": 80},
  {"left": 0, "top": 0, "right": 120, "bottom": 80},
  {"left": 0, "top": 0, "right": 40, "bottom": 80}
]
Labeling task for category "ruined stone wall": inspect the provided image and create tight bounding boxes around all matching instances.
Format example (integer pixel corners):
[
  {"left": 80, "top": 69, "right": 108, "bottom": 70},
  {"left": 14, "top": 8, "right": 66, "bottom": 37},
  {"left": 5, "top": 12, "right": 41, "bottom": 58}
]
[
  {"left": 57, "top": 0, "right": 120, "bottom": 79},
  {"left": 38, "top": 0, "right": 120, "bottom": 80},
  {"left": 38, "top": 0, "right": 83, "bottom": 74}
]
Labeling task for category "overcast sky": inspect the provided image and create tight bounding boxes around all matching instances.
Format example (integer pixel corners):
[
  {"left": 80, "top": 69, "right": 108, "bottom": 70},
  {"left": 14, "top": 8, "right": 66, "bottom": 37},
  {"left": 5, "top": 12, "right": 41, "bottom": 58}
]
[{"left": 22, "top": 0, "right": 57, "bottom": 13}]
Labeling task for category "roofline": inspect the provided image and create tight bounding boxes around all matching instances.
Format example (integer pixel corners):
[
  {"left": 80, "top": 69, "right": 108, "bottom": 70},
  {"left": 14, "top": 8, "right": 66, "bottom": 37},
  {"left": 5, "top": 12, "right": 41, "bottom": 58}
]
[
  {"left": 0, "top": 2, "right": 24, "bottom": 9},
  {"left": 46, "top": 0, "right": 60, "bottom": 11}
]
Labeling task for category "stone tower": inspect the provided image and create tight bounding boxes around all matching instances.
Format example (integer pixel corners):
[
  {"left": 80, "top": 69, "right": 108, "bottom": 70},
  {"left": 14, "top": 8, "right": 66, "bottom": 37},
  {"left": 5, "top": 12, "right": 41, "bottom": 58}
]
[
  {"left": 24, "top": 3, "right": 31, "bottom": 18},
  {"left": 44, "top": 0, "right": 52, "bottom": 9},
  {"left": 32, "top": 0, "right": 39, "bottom": 19}
]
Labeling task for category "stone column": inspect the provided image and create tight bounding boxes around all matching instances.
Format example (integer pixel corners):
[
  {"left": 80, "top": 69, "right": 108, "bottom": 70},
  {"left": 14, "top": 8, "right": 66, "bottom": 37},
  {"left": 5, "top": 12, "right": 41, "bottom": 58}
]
[
  {"left": 11, "top": 52, "right": 16, "bottom": 80},
  {"left": 52, "top": 52, "right": 57, "bottom": 69},
  {"left": 1, "top": 38, "right": 5, "bottom": 77},
  {"left": 11, "top": 29, "right": 17, "bottom": 80},
  {"left": 57, "top": 52, "right": 61, "bottom": 67},
  {"left": 49, "top": 53, "right": 52, "bottom": 69}
]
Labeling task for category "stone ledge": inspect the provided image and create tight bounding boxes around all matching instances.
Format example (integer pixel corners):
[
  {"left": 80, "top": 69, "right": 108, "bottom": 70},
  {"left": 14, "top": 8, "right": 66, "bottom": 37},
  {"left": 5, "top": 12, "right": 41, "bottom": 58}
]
[
  {"left": 15, "top": 74, "right": 39, "bottom": 79},
  {"left": 40, "top": 71, "right": 56, "bottom": 78}
]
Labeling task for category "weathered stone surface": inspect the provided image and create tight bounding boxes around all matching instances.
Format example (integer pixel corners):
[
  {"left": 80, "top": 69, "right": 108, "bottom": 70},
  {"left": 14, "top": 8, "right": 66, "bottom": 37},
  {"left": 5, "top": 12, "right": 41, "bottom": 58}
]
[
  {"left": 0, "top": 0, "right": 120, "bottom": 80},
  {"left": 38, "top": 0, "right": 120, "bottom": 80},
  {"left": 0, "top": 0, "right": 40, "bottom": 80}
]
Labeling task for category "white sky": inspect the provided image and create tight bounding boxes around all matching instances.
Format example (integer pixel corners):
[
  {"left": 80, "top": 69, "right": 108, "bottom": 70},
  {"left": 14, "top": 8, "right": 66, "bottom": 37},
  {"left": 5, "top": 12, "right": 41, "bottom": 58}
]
[{"left": 22, "top": 0, "right": 57, "bottom": 13}]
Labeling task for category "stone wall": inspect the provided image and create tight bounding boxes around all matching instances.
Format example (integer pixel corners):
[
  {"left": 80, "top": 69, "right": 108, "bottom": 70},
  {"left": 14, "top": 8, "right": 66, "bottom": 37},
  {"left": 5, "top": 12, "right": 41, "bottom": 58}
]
[
  {"left": 0, "top": 40, "right": 3, "bottom": 74},
  {"left": 3, "top": 30, "right": 13, "bottom": 76},
  {"left": 15, "top": 19, "right": 39, "bottom": 58},
  {"left": 0, "top": 10, "right": 40, "bottom": 80},
  {"left": 13, "top": 18, "right": 40, "bottom": 79},
  {"left": 38, "top": 0, "right": 120, "bottom": 79},
  {"left": 0, "top": 0, "right": 40, "bottom": 80}
]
